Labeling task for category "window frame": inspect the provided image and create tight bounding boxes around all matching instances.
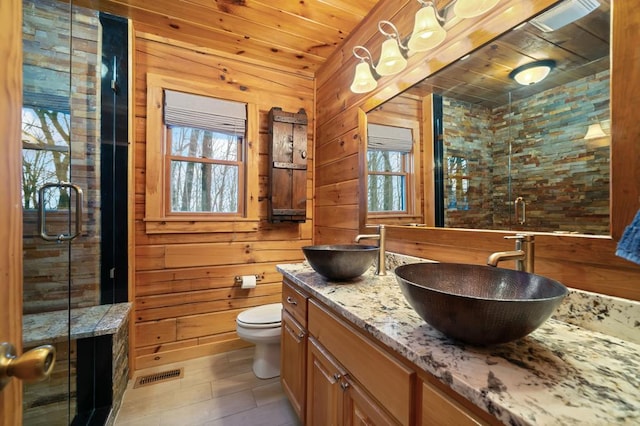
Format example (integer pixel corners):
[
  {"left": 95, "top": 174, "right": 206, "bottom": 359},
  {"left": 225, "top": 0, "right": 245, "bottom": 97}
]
[
  {"left": 144, "top": 73, "right": 260, "bottom": 234},
  {"left": 364, "top": 116, "right": 422, "bottom": 222}
]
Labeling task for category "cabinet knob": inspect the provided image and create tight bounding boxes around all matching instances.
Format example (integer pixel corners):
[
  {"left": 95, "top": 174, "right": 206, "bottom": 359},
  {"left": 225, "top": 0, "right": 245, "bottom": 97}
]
[
  {"left": 286, "top": 296, "right": 297, "bottom": 306},
  {"left": 333, "top": 373, "right": 341, "bottom": 381},
  {"left": 340, "top": 380, "right": 350, "bottom": 391},
  {"left": 298, "top": 331, "right": 306, "bottom": 339}
]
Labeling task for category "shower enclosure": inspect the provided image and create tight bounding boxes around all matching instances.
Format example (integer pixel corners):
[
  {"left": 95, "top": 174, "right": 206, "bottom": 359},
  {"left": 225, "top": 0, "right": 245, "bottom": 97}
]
[
  {"left": 21, "top": 0, "right": 128, "bottom": 423},
  {"left": 436, "top": 74, "right": 610, "bottom": 235}
]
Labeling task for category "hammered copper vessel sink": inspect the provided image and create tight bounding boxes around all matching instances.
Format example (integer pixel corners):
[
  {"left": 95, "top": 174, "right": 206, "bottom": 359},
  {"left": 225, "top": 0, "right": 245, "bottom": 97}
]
[
  {"left": 302, "top": 244, "right": 378, "bottom": 281},
  {"left": 394, "top": 263, "right": 569, "bottom": 345}
]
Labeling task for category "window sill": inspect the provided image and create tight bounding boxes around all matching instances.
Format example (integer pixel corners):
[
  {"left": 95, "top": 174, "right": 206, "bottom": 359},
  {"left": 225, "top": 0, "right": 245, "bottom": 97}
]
[
  {"left": 143, "top": 217, "right": 259, "bottom": 234},
  {"left": 367, "top": 213, "right": 419, "bottom": 219}
]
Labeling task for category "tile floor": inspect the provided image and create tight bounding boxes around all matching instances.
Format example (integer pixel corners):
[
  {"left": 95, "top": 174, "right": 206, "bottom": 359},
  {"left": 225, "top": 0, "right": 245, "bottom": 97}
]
[{"left": 114, "top": 347, "right": 301, "bottom": 426}]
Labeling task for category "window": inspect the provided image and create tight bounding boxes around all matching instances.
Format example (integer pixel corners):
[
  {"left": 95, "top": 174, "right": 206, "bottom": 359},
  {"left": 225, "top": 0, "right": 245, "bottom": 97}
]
[
  {"left": 447, "top": 156, "right": 470, "bottom": 210},
  {"left": 168, "top": 127, "right": 241, "bottom": 213},
  {"left": 367, "top": 123, "right": 414, "bottom": 214},
  {"left": 145, "top": 74, "right": 259, "bottom": 233},
  {"left": 163, "top": 90, "right": 246, "bottom": 215}
]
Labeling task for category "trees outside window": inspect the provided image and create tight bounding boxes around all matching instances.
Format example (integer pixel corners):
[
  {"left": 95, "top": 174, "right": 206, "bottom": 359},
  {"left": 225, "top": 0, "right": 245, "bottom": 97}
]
[
  {"left": 168, "top": 127, "right": 241, "bottom": 213},
  {"left": 21, "top": 107, "right": 70, "bottom": 210},
  {"left": 367, "top": 150, "right": 408, "bottom": 213}
]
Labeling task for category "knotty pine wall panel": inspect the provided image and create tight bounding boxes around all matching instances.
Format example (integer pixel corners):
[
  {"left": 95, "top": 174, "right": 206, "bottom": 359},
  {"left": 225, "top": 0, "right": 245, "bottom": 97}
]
[
  {"left": 133, "top": 33, "right": 314, "bottom": 369},
  {"left": 314, "top": 0, "right": 640, "bottom": 300}
]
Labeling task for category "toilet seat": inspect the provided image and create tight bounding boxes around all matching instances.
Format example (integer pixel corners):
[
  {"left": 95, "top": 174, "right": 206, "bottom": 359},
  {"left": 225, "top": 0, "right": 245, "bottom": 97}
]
[{"left": 236, "top": 303, "right": 282, "bottom": 329}]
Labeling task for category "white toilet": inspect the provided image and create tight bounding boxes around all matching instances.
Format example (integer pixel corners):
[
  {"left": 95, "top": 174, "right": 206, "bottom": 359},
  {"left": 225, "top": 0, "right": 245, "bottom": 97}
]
[{"left": 236, "top": 302, "right": 283, "bottom": 379}]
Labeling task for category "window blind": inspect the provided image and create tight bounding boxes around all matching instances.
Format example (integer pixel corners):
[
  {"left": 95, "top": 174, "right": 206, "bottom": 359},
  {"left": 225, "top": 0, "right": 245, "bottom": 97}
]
[
  {"left": 367, "top": 123, "right": 413, "bottom": 152},
  {"left": 164, "top": 90, "right": 246, "bottom": 136}
]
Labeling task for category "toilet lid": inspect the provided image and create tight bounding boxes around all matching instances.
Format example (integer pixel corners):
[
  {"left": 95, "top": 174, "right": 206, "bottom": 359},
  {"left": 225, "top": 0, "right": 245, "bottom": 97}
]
[{"left": 237, "top": 303, "right": 282, "bottom": 328}]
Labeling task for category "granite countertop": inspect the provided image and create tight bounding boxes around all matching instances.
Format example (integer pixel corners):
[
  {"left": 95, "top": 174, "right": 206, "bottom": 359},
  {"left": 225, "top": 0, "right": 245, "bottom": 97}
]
[
  {"left": 23, "top": 303, "right": 132, "bottom": 347},
  {"left": 277, "top": 256, "right": 640, "bottom": 426}
]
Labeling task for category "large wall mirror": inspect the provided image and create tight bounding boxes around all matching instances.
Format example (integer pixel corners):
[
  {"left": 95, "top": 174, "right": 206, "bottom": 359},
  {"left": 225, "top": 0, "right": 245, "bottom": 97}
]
[{"left": 364, "top": 0, "right": 610, "bottom": 236}]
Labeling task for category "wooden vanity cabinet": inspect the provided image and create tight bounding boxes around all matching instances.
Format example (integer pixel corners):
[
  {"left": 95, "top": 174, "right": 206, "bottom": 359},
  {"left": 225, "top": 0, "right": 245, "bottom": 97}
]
[
  {"left": 306, "top": 336, "right": 344, "bottom": 426},
  {"left": 342, "top": 374, "right": 399, "bottom": 426},
  {"left": 281, "top": 310, "right": 306, "bottom": 421},
  {"left": 280, "top": 280, "right": 309, "bottom": 422},
  {"left": 282, "top": 278, "right": 498, "bottom": 426},
  {"left": 307, "top": 299, "right": 413, "bottom": 425},
  {"left": 307, "top": 336, "right": 397, "bottom": 426}
]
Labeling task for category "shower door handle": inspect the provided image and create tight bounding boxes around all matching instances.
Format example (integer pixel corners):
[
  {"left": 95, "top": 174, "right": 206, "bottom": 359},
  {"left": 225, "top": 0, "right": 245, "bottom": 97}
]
[
  {"left": 37, "top": 182, "right": 84, "bottom": 242},
  {"left": 514, "top": 196, "right": 526, "bottom": 225}
]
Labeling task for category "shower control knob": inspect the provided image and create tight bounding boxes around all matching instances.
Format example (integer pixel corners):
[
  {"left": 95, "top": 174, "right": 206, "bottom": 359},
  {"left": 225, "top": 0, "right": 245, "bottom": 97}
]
[{"left": 0, "top": 342, "right": 56, "bottom": 391}]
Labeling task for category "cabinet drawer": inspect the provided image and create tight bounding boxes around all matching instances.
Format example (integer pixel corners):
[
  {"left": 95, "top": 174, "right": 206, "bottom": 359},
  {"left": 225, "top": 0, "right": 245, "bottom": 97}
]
[
  {"left": 282, "top": 279, "right": 308, "bottom": 327},
  {"left": 308, "top": 299, "right": 414, "bottom": 425}
]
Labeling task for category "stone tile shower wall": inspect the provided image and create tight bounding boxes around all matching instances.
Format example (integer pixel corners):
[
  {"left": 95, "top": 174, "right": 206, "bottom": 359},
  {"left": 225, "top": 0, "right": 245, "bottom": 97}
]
[
  {"left": 492, "top": 70, "right": 610, "bottom": 234},
  {"left": 443, "top": 70, "right": 610, "bottom": 234},
  {"left": 22, "top": 0, "right": 101, "bottom": 313},
  {"left": 442, "top": 98, "right": 494, "bottom": 229}
]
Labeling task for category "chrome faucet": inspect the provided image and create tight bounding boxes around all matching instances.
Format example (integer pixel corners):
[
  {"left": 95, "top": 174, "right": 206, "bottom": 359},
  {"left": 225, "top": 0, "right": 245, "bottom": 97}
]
[
  {"left": 355, "top": 224, "right": 387, "bottom": 276},
  {"left": 487, "top": 234, "right": 535, "bottom": 273}
]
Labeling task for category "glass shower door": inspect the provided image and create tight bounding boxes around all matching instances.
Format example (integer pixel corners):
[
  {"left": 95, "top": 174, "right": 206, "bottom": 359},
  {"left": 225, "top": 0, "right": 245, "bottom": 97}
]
[{"left": 21, "top": 0, "right": 104, "bottom": 423}]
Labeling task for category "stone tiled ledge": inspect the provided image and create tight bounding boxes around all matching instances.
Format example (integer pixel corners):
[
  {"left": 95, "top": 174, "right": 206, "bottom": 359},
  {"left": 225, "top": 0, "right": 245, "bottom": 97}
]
[{"left": 24, "top": 303, "right": 132, "bottom": 347}]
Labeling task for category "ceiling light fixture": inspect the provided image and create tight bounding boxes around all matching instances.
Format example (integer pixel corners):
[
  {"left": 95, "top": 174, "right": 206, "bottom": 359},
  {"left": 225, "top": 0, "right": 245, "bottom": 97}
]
[
  {"left": 376, "top": 21, "right": 409, "bottom": 76},
  {"left": 350, "top": 46, "right": 378, "bottom": 94},
  {"left": 454, "top": 0, "right": 501, "bottom": 19},
  {"left": 407, "top": 1, "right": 447, "bottom": 52},
  {"left": 509, "top": 60, "right": 556, "bottom": 85}
]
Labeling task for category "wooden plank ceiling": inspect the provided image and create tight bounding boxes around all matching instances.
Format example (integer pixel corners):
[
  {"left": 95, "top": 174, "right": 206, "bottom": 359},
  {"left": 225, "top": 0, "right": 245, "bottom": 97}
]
[
  {"left": 407, "top": 0, "right": 610, "bottom": 107},
  {"left": 81, "top": 0, "right": 609, "bottom": 96},
  {"left": 80, "top": 0, "right": 382, "bottom": 75}
]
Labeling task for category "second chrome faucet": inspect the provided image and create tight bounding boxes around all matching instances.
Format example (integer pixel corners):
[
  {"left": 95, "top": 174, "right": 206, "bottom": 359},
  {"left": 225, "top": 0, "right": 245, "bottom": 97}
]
[{"left": 355, "top": 224, "right": 387, "bottom": 275}]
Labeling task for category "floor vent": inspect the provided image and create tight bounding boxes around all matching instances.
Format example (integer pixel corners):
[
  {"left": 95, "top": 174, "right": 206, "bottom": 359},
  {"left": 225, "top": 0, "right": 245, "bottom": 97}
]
[{"left": 134, "top": 368, "right": 184, "bottom": 388}]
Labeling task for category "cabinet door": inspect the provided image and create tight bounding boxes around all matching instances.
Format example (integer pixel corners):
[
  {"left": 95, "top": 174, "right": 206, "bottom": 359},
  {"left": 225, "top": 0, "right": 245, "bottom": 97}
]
[
  {"left": 306, "top": 336, "right": 344, "bottom": 426},
  {"left": 420, "top": 380, "right": 486, "bottom": 426},
  {"left": 343, "top": 375, "right": 399, "bottom": 426},
  {"left": 281, "top": 309, "right": 306, "bottom": 422}
]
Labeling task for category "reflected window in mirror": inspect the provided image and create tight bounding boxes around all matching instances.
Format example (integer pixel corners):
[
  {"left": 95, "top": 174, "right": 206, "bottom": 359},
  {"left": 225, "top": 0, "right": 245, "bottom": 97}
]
[{"left": 366, "top": 123, "right": 419, "bottom": 219}]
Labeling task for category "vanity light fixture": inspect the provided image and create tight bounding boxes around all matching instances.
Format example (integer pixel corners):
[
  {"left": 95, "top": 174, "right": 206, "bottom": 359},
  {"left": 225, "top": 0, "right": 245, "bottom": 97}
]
[
  {"left": 509, "top": 60, "right": 556, "bottom": 85},
  {"left": 454, "top": 0, "right": 501, "bottom": 19},
  {"left": 407, "top": 1, "right": 447, "bottom": 52},
  {"left": 376, "top": 21, "right": 409, "bottom": 76},
  {"left": 584, "top": 122, "right": 606, "bottom": 140},
  {"left": 350, "top": 46, "right": 378, "bottom": 94},
  {"left": 348, "top": 0, "right": 501, "bottom": 93}
]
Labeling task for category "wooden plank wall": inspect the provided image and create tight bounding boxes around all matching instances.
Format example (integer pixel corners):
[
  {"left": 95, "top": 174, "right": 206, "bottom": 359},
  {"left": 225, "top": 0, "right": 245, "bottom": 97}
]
[
  {"left": 133, "top": 33, "right": 313, "bottom": 369},
  {"left": 314, "top": 0, "right": 640, "bottom": 300}
]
